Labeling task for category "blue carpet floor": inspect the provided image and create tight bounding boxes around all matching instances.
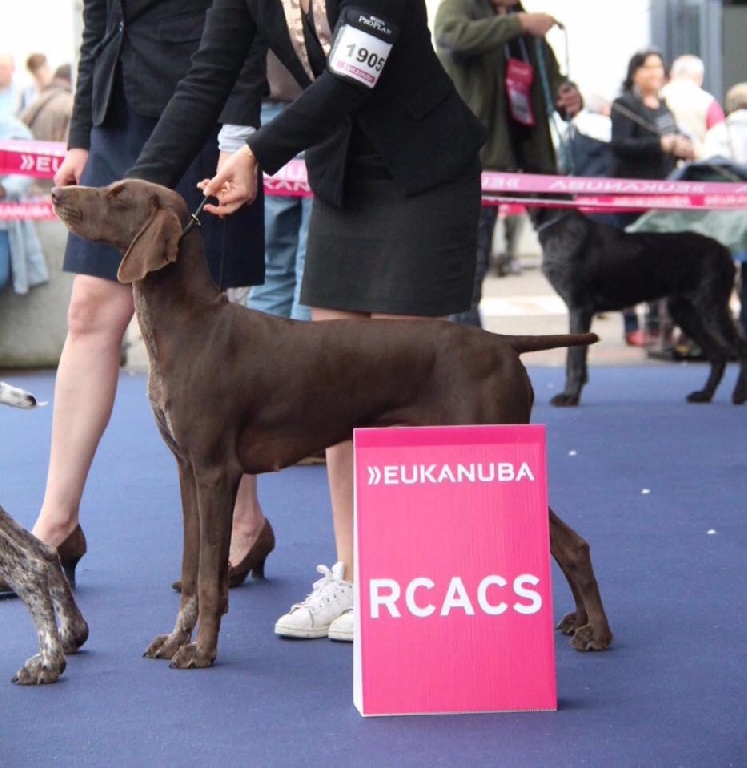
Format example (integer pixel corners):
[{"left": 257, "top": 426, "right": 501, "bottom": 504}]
[{"left": 0, "top": 367, "right": 744, "bottom": 767}]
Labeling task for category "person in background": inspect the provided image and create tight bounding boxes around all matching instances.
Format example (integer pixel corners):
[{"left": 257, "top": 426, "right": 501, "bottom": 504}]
[
  {"left": 0, "top": 0, "right": 272, "bottom": 602},
  {"left": 0, "top": 115, "right": 47, "bottom": 296},
  {"left": 610, "top": 48, "right": 695, "bottom": 347},
  {"left": 246, "top": 52, "right": 311, "bottom": 322},
  {"left": 21, "top": 63, "right": 74, "bottom": 144},
  {"left": 660, "top": 54, "right": 724, "bottom": 159},
  {"left": 434, "top": 0, "right": 582, "bottom": 327},
  {"left": 0, "top": 54, "right": 20, "bottom": 118},
  {"left": 702, "top": 82, "right": 747, "bottom": 337},
  {"left": 19, "top": 53, "right": 53, "bottom": 114},
  {"left": 702, "top": 82, "right": 747, "bottom": 164}
]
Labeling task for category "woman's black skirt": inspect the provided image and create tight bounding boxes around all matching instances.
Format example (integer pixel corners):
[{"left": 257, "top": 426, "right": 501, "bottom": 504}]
[
  {"left": 300, "top": 158, "right": 480, "bottom": 316},
  {"left": 63, "top": 83, "right": 264, "bottom": 290}
]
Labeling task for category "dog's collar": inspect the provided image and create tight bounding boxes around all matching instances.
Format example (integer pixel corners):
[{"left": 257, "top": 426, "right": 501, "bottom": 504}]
[
  {"left": 182, "top": 196, "right": 213, "bottom": 238},
  {"left": 534, "top": 210, "right": 574, "bottom": 234}
]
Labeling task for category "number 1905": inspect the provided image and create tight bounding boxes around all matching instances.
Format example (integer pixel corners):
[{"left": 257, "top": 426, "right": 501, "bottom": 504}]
[{"left": 346, "top": 44, "right": 386, "bottom": 72}]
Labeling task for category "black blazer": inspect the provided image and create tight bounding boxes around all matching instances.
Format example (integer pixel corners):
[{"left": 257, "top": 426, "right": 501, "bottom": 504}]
[
  {"left": 68, "top": 0, "right": 267, "bottom": 151},
  {"left": 130, "top": 0, "right": 487, "bottom": 207}
]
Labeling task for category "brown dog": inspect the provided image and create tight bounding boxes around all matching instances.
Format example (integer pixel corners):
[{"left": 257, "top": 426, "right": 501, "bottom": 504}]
[
  {"left": 51, "top": 179, "right": 613, "bottom": 669},
  {"left": 1, "top": 384, "right": 88, "bottom": 684}
]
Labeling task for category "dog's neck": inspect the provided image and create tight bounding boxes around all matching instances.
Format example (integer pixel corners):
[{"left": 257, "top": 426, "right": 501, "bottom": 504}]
[{"left": 133, "top": 228, "right": 224, "bottom": 364}]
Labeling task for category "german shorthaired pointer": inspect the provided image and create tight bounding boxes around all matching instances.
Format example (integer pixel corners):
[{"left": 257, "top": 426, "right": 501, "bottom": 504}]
[{"left": 51, "top": 180, "right": 613, "bottom": 670}]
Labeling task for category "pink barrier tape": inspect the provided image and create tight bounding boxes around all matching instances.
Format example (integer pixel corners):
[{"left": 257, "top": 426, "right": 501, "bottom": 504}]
[
  {"left": 0, "top": 201, "right": 56, "bottom": 220},
  {"left": 3, "top": 142, "right": 747, "bottom": 218},
  {"left": 0, "top": 140, "right": 66, "bottom": 178}
]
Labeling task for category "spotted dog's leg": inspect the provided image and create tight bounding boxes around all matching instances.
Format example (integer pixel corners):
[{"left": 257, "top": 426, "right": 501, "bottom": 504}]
[
  {"left": 10, "top": 562, "right": 67, "bottom": 685},
  {"left": 48, "top": 557, "right": 89, "bottom": 654},
  {"left": 1, "top": 505, "right": 87, "bottom": 684}
]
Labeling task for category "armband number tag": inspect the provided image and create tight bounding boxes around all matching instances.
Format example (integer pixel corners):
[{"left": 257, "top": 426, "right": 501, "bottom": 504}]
[{"left": 329, "top": 24, "right": 392, "bottom": 89}]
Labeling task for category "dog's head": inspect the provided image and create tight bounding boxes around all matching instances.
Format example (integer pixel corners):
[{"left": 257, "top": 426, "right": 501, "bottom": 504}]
[{"left": 51, "top": 179, "right": 190, "bottom": 284}]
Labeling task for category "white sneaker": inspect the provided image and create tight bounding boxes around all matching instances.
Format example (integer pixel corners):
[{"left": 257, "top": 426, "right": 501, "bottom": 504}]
[
  {"left": 328, "top": 609, "right": 354, "bottom": 642},
  {"left": 274, "top": 562, "right": 353, "bottom": 639}
]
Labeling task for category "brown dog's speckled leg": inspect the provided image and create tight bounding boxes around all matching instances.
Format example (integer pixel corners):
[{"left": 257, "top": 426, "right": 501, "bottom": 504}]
[{"left": 549, "top": 508, "right": 613, "bottom": 651}]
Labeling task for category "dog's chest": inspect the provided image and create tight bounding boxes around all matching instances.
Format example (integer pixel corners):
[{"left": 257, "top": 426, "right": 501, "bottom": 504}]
[{"left": 134, "top": 298, "right": 184, "bottom": 456}]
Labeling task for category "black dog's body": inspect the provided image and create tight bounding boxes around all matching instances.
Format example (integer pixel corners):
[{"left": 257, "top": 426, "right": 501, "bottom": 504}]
[{"left": 531, "top": 208, "right": 747, "bottom": 406}]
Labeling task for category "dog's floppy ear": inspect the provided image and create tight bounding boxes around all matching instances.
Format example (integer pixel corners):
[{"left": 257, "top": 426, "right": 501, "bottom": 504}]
[{"left": 117, "top": 208, "right": 183, "bottom": 284}]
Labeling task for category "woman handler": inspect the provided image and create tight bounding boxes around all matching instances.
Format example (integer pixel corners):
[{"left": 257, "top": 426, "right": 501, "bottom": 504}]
[{"left": 130, "top": 0, "right": 487, "bottom": 641}]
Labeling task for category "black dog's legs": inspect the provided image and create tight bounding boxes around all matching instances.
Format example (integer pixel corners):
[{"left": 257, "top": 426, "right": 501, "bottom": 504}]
[
  {"left": 667, "top": 298, "right": 728, "bottom": 403},
  {"left": 551, "top": 308, "right": 593, "bottom": 407},
  {"left": 712, "top": 300, "right": 747, "bottom": 404}
]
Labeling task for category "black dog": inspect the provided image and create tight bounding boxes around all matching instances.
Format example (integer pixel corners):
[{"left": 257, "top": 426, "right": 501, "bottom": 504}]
[{"left": 530, "top": 207, "right": 747, "bottom": 407}]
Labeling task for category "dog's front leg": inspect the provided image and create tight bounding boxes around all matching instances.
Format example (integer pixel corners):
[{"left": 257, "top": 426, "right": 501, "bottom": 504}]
[
  {"left": 551, "top": 308, "right": 593, "bottom": 407},
  {"left": 11, "top": 562, "right": 67, "bottom": 685},
  {"left": 145, "top": 459, "right": 200, "bottom": 661},
  {"left": 169, "top": 468, "right": 236, "bottom": 670},
  {"left": 48, "top": 556, "right": 89, "bottom": 655},
  {"left": 549, "top": 508, "right": 613, "bottom": 651}
]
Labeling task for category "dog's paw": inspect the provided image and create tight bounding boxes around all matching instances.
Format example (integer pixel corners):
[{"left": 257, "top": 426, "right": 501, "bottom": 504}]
[
  {"left": 12, "top": 653, "right": 66, "bottom": 685},
  {"left": 686, "top": 390, "right": 713, "bottom": 403},
  {"left": 556, "top": 610, "right": 583, "bottom": 636},
  {"left": 550, "top": 393, "right": 580, "bottom": 408},
  {"left": 569, "top": 623, "right": 613, "bottom": 652},
  {"left": 60, "top": 618, "right": 89, "bottom": 654},
  {"left": 144, "top": 633, "right": 184, "bottom": 660},
  {"left": 169, "top": 643, "right": 216, "bottom": 670}
]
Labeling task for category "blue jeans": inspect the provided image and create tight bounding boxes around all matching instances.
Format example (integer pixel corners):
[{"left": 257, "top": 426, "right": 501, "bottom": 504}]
[
  {"left": 0, "top": 231, "right": 10, "bottom": 292},
  {"left": 246, "top": 101, "right": 311, "bottom": 321}
]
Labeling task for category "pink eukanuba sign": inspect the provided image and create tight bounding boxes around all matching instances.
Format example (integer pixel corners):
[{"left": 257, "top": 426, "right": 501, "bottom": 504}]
[{"left": 353, "top": 425, "right": 557, "bottom": 716}]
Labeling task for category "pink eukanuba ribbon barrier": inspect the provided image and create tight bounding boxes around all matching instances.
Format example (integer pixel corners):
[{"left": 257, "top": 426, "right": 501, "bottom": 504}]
[{"left": 2, "top": 140, "right": 746, "bottom": 220}]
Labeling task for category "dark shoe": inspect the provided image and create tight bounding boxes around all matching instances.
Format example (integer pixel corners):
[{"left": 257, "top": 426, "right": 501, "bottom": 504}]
[
  {"left": 0, "top": 524, "right": 86, "bottom": 599},
  {"left": 171, "top": 518, "right": 276, "bottom": 593},
  {"left": 57, "top": 525, "right": 87, "bottom": 589}
]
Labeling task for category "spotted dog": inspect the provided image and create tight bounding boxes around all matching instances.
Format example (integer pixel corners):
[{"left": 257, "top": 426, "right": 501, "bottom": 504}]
[{"left": 1, "top": 383, "right": 88, "bottom": 684}]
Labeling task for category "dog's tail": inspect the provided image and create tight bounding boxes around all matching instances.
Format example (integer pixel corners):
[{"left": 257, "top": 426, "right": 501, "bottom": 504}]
[{"left": 502, "top": 333, "right": 599, "bottom": 354}]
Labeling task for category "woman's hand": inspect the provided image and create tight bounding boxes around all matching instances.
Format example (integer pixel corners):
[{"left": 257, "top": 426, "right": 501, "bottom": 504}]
[
  {"left": 517, "top": 12, "right": 559, "bottom": 37},
  {"left": 53, "top": 148, "right": 89, "bottom": 187},
  {"left": 199, "top": 144, "right": 258, "bottom": 216},
  {"left": 557, "top": 84, "right": 582, "bottom": 118}
]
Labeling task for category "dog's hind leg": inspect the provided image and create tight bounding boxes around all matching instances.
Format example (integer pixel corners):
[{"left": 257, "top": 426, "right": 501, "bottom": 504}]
[
  {"left": 549, "top": 508, "right": 613, "bottom": 651},
  {"left": 710, "top": 301, "right": 747, "bottom": 404},
  {"left": 551, "top": 308, "right": 593, "bottom": 407},
  {"left": 667, "top": 298, "right": 727, "bottom": 403}
]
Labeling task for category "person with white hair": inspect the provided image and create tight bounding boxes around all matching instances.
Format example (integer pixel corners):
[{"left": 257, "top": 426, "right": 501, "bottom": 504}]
[
  {"left": 661, "top": 54, "right": 724, "bottom": 157},
  {"left": 702, "top": 82, "right": 747, "bottom": 164}
]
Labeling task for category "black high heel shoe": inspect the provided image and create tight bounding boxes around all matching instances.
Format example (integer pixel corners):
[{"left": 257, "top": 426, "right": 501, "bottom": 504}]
[
  {"left": 171, "top": 518, "right": 276, "bottom": 592},
  {"left": 56, "top": 525, "right": 87, "bottom": 589},
  {"left": 0, "top": 525, "right": 87, "bottom": 599}
]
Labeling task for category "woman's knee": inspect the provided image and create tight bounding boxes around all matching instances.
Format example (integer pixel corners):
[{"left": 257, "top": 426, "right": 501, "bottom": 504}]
[{"left": 66, "top": 275, "right": 134, "bottom": 339}]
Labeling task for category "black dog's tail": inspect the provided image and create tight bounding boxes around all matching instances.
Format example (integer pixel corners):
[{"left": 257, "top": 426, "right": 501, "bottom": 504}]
[{"left": 502, "top": 333, "right": 599, "bottom": 354}]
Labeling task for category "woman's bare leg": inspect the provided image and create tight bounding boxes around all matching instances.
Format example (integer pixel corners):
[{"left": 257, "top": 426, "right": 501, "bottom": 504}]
[{"left": 33, "top": 275, "right": 135, "bottom": 547}]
